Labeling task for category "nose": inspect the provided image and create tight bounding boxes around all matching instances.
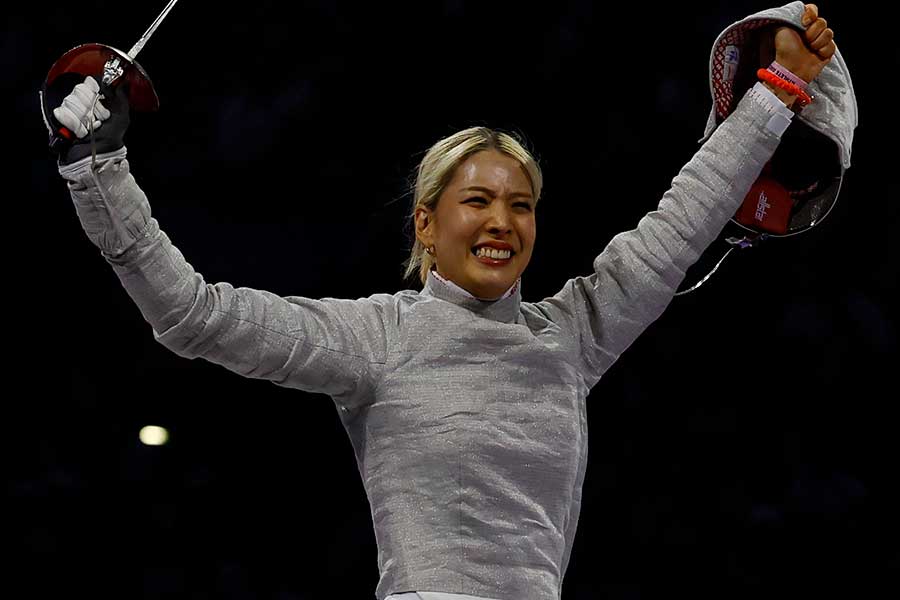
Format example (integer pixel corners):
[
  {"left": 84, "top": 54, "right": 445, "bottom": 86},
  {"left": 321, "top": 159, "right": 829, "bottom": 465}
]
[{"left": 485, "top": 201, "right": 513, "bottom": 234}]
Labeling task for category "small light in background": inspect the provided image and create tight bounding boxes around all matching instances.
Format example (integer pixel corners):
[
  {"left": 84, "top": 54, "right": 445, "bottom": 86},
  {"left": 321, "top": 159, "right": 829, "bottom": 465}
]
[{"left": 139, "top": 425, "right": 170, "bottom": 446}]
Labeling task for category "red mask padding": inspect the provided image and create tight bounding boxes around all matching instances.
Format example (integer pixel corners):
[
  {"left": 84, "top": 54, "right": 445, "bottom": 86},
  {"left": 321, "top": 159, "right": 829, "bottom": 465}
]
[{"left": 735, "top": 172, "right": 793, "bottom": 234}]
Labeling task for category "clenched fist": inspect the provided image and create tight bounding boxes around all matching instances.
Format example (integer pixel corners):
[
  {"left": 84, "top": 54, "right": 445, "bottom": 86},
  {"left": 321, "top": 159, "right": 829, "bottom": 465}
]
[
  {"left": 45, "top": 75, "right": 131, "bottom": 165},
  {"left": 774, "top": 3, "right": 837, "bottom": 83}
]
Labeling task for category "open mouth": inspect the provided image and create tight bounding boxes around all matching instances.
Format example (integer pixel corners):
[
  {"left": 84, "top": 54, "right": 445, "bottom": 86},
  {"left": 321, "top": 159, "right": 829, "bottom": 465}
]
[{"left": 471, "top": 246, "right": 515, "bottom": 263}]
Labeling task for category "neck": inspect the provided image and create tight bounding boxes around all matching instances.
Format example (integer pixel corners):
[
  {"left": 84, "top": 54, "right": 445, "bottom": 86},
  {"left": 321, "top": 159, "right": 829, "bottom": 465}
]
[
  {"left": 422, "top": 269, "right": 522, "bottom": 324},
  {"left": 430, "top": 269, "right": 519, "bottom": 301}
]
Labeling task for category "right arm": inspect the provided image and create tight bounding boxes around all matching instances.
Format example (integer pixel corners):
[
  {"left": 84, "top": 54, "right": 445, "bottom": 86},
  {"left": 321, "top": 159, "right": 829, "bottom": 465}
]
[{"left": 54, "top": 93, "right": 387, "bottom": 407}]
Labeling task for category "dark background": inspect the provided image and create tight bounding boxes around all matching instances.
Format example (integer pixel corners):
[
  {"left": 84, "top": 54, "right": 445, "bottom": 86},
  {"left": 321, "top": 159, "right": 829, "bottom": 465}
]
[{"left": 12, "top": 1, "right": 898, "bottom": 598}]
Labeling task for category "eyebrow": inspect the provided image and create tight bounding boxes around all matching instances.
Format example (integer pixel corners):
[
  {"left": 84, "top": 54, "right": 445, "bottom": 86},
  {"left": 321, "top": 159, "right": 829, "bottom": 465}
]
[{"left": 460, "top": 186, "right": 533, "bottom": 200}]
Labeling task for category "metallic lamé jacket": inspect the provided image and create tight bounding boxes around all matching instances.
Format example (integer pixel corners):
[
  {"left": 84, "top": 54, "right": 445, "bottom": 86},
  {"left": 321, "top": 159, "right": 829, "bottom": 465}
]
[{"left": 60, "top": 86, "right": 793, "bottom": 599}]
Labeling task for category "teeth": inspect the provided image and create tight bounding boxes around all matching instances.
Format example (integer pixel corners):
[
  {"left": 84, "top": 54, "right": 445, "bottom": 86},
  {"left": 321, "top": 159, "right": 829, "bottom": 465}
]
[{"left": 475, "top": 247, "right": 511, "bottom": 259}]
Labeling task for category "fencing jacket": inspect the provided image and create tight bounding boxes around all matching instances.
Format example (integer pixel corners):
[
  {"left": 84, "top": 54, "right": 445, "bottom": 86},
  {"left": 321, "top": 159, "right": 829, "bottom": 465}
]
[{"left": 59, "top": 84, "right": 795, "bottom": 600}]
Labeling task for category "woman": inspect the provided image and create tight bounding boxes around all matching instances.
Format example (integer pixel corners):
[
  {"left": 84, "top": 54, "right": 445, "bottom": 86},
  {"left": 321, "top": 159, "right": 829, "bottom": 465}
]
[{"left": 48, "top": 4, "right": 838, "bottom": 599}]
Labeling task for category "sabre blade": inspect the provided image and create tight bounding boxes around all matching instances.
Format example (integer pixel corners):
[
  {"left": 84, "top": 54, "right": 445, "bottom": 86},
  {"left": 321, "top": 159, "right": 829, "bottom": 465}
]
[{"left": 127, "top": 0, "right": 181, "bottom": 59}]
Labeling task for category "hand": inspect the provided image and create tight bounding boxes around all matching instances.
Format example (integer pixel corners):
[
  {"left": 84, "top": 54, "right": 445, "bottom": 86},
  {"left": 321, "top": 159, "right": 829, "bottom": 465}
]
[
  {"left": 49, "top": 75, "right": 131, "bottom": 165},
  {"left": 774, "top": 3, "right": 836, "bottom": 83},
  {"left": 52, "top": 76, "right": 111, "bottom": 139}
]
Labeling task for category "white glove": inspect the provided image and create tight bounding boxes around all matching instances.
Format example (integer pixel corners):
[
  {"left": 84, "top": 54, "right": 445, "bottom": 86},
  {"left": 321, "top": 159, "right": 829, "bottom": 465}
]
[{"left": 52, "top": 76, "right": 111, "bottom": 139}]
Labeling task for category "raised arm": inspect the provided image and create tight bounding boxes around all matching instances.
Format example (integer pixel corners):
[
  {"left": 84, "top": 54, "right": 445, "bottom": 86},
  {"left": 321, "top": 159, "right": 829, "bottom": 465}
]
[
  {"left": 534, "top": 3, "right": 836, "bottom": 389},
  {"left": 50, "top": 80, "right": 388, "bottom": 409}
]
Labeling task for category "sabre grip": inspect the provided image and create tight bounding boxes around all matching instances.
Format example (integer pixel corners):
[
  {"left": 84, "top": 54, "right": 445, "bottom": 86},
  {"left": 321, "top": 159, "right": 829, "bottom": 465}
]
[
  {"left": 49, "top": 125, "right": 76, "bottom": 155},
  {"left": 43, "top": 72, "right": 131, "bottom": 165},
  {"left": 46, "top": 76, "right": 112, "bottom": 153}
]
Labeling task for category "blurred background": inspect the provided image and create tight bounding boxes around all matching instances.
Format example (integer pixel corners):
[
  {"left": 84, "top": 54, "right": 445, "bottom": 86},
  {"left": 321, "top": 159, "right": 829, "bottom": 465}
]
[{"left": 12, "top": 1, "right": 898, "bottom": 598}]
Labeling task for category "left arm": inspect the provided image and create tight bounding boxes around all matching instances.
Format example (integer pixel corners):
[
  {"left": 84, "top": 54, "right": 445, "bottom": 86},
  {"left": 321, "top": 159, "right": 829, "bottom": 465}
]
[
  {"left": 533, "top": 3, "right": 836, "bottom": 388},
  {"left": 535, "top": 86, "right": 791, "bottom": 387}
]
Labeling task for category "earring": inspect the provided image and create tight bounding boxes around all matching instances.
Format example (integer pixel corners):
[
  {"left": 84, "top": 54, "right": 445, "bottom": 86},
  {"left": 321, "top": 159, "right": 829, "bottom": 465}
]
[{"left": 426, "top": 245, "right": 435, "bottom": 256}]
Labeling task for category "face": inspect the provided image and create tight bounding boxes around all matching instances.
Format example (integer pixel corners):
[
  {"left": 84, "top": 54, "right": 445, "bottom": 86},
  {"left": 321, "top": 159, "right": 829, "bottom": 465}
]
[{"left": 415, "top": 149, "right": 536, "bottom": 299}]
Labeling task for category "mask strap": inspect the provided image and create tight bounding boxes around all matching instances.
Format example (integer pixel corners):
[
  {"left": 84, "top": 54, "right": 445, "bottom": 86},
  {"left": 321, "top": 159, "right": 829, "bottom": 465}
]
[{"left": 674, "top": 233, "right": 769, "bottom": 296}]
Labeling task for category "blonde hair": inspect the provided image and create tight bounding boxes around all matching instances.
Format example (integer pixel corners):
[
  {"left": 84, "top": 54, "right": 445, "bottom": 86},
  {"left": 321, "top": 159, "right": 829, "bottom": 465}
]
[{"left": 402, "top": 126, "right": 543, "bottom": 286}]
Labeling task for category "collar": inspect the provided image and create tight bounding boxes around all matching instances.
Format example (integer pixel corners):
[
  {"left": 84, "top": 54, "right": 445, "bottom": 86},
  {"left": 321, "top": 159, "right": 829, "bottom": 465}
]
[{"left": 421, "top": 269, "right": 522, "bottom": 324}]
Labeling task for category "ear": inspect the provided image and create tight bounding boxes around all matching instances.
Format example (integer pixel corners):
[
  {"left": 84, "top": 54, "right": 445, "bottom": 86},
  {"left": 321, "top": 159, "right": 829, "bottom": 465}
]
[{"left": 414, "top": 206, "right": 435, "bottom": 248}]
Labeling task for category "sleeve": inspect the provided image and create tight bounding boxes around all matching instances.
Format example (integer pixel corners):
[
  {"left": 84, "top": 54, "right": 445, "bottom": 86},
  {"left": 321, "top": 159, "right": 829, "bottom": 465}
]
[
  {"left": 58, "top": 148, "right": 388, "bottom": 408},
  {"left": 532, "top": 87, "right": 794, "bottom": 389}
]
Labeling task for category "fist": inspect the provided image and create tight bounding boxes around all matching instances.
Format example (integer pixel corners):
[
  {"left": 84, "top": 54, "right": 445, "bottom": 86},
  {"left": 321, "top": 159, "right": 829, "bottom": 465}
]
[
  {"left": 774, "top": 3, "right": 836, "bottom": 83},
  {"left": 53, "top": 76, "right": 111, "bottom": 139}
]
